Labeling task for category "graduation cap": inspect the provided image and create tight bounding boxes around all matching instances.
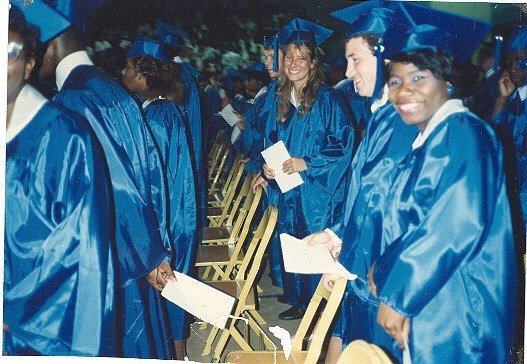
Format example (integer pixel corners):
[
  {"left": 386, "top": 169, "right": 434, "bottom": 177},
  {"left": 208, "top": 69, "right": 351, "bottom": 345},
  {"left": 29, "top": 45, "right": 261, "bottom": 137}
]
[
  {"left": 42, "top": 0, "right": 107, "bottom": 32},
  {"left": 507, "top": 26, "right": 527, "bottom": 51},
  {"left": 331, "top": 1, "right": 394, "bottom": 100},
  {"left": 154, "top": 20, "right": 189, "bottom": 51},
  {"left": 331, "top": 0, "right": 394, "bottom": 38},
  {"left": 280, "top": 18, "right": 333, "bottom": 47},
  {"left": 383, "top": 2, "right": 491, "bottom": 63},
  {"left": 125, "top": 38, "right": 171, "bottom": 62},
  {"left": 263, "top": 28, "right": 281, "bottom": 73},
  {"left": 10, "top": 0, "right": 72, "bottom": 42}
]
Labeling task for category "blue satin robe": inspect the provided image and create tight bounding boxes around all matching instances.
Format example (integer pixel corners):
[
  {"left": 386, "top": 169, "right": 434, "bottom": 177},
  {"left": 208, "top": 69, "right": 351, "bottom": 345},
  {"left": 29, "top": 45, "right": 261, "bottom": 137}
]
[
  {"left": 264, "top": 85, "right": 355, "bottom": 306},
  {"left": 178, "top": 62, "right": 206, "bottom": 228},
  {"left": 335, "top": 79, "right": 372, "bottom": 138},
  {"left": 53, "top": 65, "right": 171, "bottom": 358},
  {"left": 144, "top": 99, "right": 198, "bottom": 340},
  {"left": 241, "top": 90, "right": 269, "bottom": 174},
  {"left": 373, "top": 111, "right": 518, "bottom": 363},
  {"left": 492, "top": 91, "right": 527, "bottom": 230},
  {"left": 201, "top": 85, "right": 224, "bottom": 154},
  {"left": 473, "top": 69, "right": 501, "bottom": 121},
  {"left": 4, "top": 102, "right": 116, "bottom": 356},
  {"left": 334, "top": 103, "right": 418, "bottom": 351}
]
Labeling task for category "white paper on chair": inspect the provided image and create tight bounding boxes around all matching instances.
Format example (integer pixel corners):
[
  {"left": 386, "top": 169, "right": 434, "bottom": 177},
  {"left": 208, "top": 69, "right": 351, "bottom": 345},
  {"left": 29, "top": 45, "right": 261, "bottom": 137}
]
[
  {"left": 217, "top": 103, "right": 240, "bottom": 127},
  {"left": 280, "top": 233, "right": 357, "bottom": 280},
  {"left": 161, "top": 271, "right": 236, "bottom": 330},
  {"left": 261, "top": 140, "right": 303, "bottom": 193}
]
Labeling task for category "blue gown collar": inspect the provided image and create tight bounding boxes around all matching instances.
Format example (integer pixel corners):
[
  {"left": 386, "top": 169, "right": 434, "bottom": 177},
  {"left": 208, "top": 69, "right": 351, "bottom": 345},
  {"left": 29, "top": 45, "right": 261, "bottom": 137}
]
[
  {"left": 7, "top": 84, "right": 47, "bottom": 143},
  {"left": 55, "top": 50, "right": 93, "bottom": 90}
]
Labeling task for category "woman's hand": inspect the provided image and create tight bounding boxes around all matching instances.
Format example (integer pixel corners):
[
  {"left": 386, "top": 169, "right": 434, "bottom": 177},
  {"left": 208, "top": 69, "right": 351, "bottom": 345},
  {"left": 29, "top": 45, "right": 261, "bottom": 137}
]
[
  {"left": 263, "top": 164, "right": 276, "bottom": 180},
  {"left": 146, "top": 261, "right": 176, "bottom": 292},
  {"left": 377, "top": 302, "right": 410, "bottom": 350},
  {"left": 497, "top": 71, "right": 516, "bottom": 99},
  {"left": 251, "top": 173, "right": 268, "bottom": 192},
  {"left": 322, "top": 273, "right": 343, "bottom": 291},
  {"left": 304, "top": 231, "right": 340, "bottom": 259},
  {"left": 282, "top": 157, "right": 307, "bottom": 174}
]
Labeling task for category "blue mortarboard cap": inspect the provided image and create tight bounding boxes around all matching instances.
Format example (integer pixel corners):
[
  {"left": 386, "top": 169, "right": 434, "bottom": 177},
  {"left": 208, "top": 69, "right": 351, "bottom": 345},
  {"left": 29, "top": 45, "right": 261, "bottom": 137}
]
[
  {"left": 383, "top": 2, "right": 491, "bottom": 63},
  {"left": 10, "top": 0, "right": 72, "bottom": 42},
  {"left": 280, "top": 18, "right": 333, "bottom": 47},
  {"left": 42, "top": 0, "right": 107, "bottom": 31},
  {"left": 126, "top": 38, "right": 170, "bottom": 62},
  {"left": 331, "top": 1, "right": 394, "bottom": 38},
  {"left": 263, "top": 28, "right": 280, "bottom": 48},
  {"left": 154, "top": 27, "right": 185, "bottom": 50},
  {"left": 155, "top": 20, "right": 189, "bottom": 40},
  {"left": 244, "top": 62, "right": 267, "bottom": 73},
  {"left": 507, "top": 26, "right": 527, "bottom": 51}
]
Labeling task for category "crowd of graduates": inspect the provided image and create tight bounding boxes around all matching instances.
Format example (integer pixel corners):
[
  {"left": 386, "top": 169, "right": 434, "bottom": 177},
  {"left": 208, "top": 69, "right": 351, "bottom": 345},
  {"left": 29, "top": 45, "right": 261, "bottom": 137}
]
[{"left": 5, "top": 0, "right": 526, "bottom": 363}]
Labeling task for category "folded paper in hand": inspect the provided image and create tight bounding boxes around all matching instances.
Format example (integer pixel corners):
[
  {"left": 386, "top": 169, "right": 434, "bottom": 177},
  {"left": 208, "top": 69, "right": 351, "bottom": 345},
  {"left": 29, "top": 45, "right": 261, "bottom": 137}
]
[
  {"left": 280, "top": 233, "right": 357, "bottom": 280},
  {"left": 161, "top": 271, "right": 236, "bottom": 329},
  {"left": 217, "top": 103, "right": 240, "bottom": 127},
  {"left": 261, "top": 140, "right": 303, "bottom": 193}
]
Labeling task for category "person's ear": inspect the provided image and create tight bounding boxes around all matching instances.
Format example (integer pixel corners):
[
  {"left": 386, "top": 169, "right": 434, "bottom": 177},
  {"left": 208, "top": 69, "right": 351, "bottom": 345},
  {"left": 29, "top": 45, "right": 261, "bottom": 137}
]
[{"left": 24, "top": 57, "right": 36, "bottom": 80}]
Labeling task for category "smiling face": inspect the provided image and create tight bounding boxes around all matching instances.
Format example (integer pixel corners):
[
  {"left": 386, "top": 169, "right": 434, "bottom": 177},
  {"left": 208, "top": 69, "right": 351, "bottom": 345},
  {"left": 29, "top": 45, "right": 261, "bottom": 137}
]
[
  {"left": 283, "top": 43, "right": 314, "bottom": 90},
  {"left": 345, "top": 36, "right": 378, "bottom": 97},
  {"left": 388, "top": 61, "right": 450, "bottom": 132},
  {"left": 504, "top": 48, "right": 527, "bottom": 88}
]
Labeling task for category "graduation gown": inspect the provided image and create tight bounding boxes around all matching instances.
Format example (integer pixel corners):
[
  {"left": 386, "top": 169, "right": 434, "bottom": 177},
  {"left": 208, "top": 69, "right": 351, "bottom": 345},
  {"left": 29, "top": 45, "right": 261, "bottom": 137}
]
[
  {"left": 143, "top": 99, "right": 198, "bottom": 340},
  {"left": 335, "top": 79, "right": 372, "bottom": 138},
  {"left": 241, "top": 87, "right": 269, "bottom": 174},
  {"left": 333, "top": 102, "right": 418, "bottom": 349},
  {"left": 373, "top": 102, "right": 518, "bottom": 363},
  {"left": 264, "top": 84, "right": 355, "bottom": 305},
  {"left": 53, "top": 64, "right": 171, "bottom": 358},
  {"left": 4, "top": 86, "right": 116, "bottom": 356},
  {"left": 492, "top": 91, "right": 527, "bottom": 230}
]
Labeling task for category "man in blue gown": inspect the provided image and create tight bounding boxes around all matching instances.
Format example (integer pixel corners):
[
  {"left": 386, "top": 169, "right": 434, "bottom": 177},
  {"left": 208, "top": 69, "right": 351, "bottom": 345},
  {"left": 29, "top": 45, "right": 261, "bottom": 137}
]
[
  {"left": 5, "top": 3, "right": 116, "bottom": 356},
  {"left": 35, "top": 2, "right": 174, "bottom": 358}
]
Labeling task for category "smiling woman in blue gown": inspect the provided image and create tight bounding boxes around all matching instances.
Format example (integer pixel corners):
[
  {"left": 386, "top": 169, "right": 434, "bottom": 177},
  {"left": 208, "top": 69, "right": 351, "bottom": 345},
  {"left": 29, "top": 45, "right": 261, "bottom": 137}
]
[
  {"left": 4, "top": 6, "right": 116, "bottom": 356},
  {"left": 255, "top": 18, "right": 355, "bottom": 320},
  {"left": 365, "top": 4, "right": 519, "bottom": 362},
  {"left": 122, "top": 39, "right": 198, "bottom": 360}
]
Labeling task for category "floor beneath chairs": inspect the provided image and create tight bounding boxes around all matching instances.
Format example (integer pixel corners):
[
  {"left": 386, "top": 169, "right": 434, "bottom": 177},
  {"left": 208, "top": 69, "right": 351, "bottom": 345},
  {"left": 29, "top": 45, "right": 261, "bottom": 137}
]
[{"left": 186, "top": 256, "right": 305, "bottom": 363}]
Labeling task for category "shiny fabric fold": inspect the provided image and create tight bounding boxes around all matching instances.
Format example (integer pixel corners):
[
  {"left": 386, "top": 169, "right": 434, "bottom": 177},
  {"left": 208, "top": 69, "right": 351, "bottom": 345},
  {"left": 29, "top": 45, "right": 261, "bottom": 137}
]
[
  {"left": 374, "top": 112, "right": 519, "bottom": 363},
  {"left": 4, "top": 102, "right": 116, "bottom": 356}
]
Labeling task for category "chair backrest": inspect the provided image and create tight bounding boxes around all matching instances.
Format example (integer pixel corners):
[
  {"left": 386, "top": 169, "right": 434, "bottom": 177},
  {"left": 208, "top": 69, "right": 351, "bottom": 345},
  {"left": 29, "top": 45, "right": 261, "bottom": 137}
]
[
  {"left": 208, "top": 146, "right": 231, "bottom": 193},
  {"left": 292, "top": 277, "right": 348, "bottom": 364},
  {"left": 336, "top": 340, "right": 392, "bottom": 364},
  {"left": 224, "top": 183, "right": 262, "bottom": 246},
  {"left": 220, "top": 155, "right": 245, "bottom": 197},
  {"left": 232, "top": 206, "right": 278, "bottom": 307},
  {"left": 208, "top": 132, "right": 224, "bottom": 161},
  {"left": 224, "top": 174, "right": 253, "bottom": 227}
]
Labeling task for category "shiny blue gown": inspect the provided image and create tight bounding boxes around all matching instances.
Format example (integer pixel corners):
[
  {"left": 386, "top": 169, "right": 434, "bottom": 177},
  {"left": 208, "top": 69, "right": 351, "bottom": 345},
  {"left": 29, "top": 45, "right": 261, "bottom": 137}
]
[
  {"left": 143, "top": 99, "right": 198, "bottom": 341},
  {"left": 53, "top": 65, "right": 172, "bottom": 358},
  {"left": 473, "top": 69, "right": 501, "bottom": 121},
  {"left": 492, "top": 91, "right": 527, "bottom": 231},
  {"left": 335, "top": 79, "right": 372, "bottom": 138},
  {"left": 4, "top": 101, "right": 116, "bottom": 356},
  {"left": 241, "top": 89, "right": 269, "bottom": 174},
  {"left": 264, "top": 85, "right": 355, "bottom": 307},
  {"left": 374, "top": 109, "right": 518, "bottom": 363},
  {"left": 333, "top": 102, "right": 417, "bottom": 353}
]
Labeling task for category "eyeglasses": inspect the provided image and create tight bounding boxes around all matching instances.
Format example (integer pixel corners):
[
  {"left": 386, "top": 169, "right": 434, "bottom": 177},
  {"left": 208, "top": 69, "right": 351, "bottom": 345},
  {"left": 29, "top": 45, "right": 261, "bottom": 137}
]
[{"left": 8, "top": 42, "right": 24, "bottom": 64}]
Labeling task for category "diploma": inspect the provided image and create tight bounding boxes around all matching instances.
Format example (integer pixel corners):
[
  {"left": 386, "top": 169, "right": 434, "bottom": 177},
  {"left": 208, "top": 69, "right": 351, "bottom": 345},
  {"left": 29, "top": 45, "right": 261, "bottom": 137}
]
[
  {"left": 217, "top": 103, "right": 240, "bottom": 127},
  {"left": 261, "top": 140, "right": 303, "bottom": 193},
  {"left": 280, "top": 233, "right": 357, "bottom": 280},
  {"left": 161, "top": 271, "right": 236, "bottom": 329}
]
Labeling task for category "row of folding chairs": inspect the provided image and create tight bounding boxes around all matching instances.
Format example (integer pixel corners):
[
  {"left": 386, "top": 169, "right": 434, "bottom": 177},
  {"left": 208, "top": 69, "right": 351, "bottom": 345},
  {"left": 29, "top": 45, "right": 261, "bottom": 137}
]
[{"left": 199, "top": 135, "right": 389, "bottom": 363}]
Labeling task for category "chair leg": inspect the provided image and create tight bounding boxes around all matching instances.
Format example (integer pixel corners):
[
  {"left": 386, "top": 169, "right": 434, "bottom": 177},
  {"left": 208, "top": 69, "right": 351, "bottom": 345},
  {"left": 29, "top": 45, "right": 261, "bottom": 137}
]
[
  {"left": 201, "top": 326, "right": 219, "bottom": 356},
  {"left": 201, "top": 266, "right": 212, "bottom": 279},
  {"left": 250, "top": 309, "right": 267, "bottom": 325},
  {"left": 245, "top": 311, "right": 274, "bottom": 350}
]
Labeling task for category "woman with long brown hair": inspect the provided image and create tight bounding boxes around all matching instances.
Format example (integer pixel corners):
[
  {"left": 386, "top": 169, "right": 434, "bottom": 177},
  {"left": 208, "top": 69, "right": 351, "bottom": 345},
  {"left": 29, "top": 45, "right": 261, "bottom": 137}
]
[{"left": 255, "top": 18, "right": 356, "bottom": 320}]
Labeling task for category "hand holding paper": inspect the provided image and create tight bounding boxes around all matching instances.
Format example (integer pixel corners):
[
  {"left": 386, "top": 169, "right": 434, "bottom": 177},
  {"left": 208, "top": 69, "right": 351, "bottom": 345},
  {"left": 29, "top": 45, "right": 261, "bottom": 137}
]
[
  {"left": 280, "top": 233, "right": 357, "bottom": 280},
  {"left": 161, "top": 271, "right": 236, "bottom": 330},
  {"left": 261, "top": 141, "right": 303, "bottom": 193}
]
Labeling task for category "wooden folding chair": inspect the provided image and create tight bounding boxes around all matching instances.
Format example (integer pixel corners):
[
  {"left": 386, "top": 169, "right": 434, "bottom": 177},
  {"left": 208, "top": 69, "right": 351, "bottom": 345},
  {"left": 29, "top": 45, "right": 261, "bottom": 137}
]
[
  {"left": 226, "top": 277, "right": 348, "bottom": 364},
  {"left": 336, "top": 340, "right": 393, "bottom": 364},
  {"left": 208, "top": 142, "right": 230, "bottom": 184},
  {"left": 200, "top": 206, "right": 278, "bottom": 361},
  {"left": 202, "top": 178, "right": 261, "bottom": 245},
  {"left": 208, "top": 131, "right": 225, "bottom": 163},
  {"left": 206, "top": 173, "right": 255, "bottom": 228},
  {"left": 207, "top": 154, "right": 245, "bottom": 208}
]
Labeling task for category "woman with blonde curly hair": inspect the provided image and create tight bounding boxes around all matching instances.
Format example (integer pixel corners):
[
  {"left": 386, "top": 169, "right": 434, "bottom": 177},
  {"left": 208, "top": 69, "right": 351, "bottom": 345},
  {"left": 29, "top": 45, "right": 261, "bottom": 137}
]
[{"left": 255, "top": 18, "right": 356, "bottom": 320}]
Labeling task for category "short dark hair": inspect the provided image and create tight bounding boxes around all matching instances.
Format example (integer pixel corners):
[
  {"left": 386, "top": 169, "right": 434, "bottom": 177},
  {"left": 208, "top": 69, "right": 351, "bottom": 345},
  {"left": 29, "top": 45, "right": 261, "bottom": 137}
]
[
  {"left": 390, "top": 48, "right": 457, "bottom": 83},
  {"left": 347, "top": 33, "right": 380, "bottom": 52},
  {"left": 241, "top": 70, "right": 271, "bottom": 85},
  {"left": 131, "top": 55, "right": 182, "bottom": 98},
  {"left": 9, "top": 6, "right": 40, "bottom": 58}
]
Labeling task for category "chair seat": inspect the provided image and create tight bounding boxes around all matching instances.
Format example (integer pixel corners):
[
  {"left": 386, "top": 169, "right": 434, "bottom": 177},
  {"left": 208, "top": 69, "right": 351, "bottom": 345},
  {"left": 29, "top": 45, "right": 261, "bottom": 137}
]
[
  {"left": 207, "top": 206, "right": 222, "bottom": 217},
  {"left": 226, "top": 351, "right": 307, "bottom": 363},
  {"left": 196, "top": 244, "right": 242, "bottom": 266},
  {"left": 206, "top": 280, "right": 256, "bottom": 309},
  {"left": 202, "top": 226, "right": 233, "bottom": 242}
]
